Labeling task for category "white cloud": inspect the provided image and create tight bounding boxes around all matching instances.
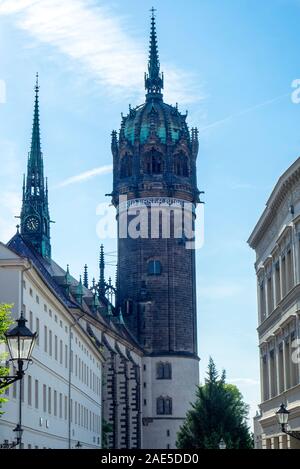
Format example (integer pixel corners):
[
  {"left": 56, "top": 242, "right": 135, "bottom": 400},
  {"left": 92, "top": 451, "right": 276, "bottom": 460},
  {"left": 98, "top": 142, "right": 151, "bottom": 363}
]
[
  {"left": 0, "top": 190, "right": 21, "bottom": 242},
  {"left": 0, "top": 0, "right": 202, "bottom": 104},
  {"left": 228, "top": 378, "right": 259, "bottom": 386},
  {"left": 56, "top": 164, "right": 113, "bottom": 187}
]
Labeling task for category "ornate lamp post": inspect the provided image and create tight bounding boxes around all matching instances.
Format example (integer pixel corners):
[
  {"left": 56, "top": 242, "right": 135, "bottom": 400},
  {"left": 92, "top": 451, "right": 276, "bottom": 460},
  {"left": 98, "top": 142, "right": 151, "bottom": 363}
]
[
  {"left": 276, "top": 403, "right": 300, "bottom": 441},
  {"left": 0, "top": 313, "right": 36, "bottom": 390},
  {"left": 0, "top": 314, "right": 36, "bottom": 449}
]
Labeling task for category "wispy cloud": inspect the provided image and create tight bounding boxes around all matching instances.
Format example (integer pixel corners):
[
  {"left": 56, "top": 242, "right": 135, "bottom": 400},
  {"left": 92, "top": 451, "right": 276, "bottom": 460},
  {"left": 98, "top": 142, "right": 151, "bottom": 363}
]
[
  {"left": 0, "top": 191, "right": 21, "bottom": 241},
  {"left": 0, "top": 0, "right": 202, "bottom": 104},
  {"left": 198, "top": 92, "right": 290, "bottom": 134},
  {"left": 228, "top": 378, "right": 259, "bottom": 386},
  {"left": 56, "top": 164, "right": 113, "bottom": 187}
]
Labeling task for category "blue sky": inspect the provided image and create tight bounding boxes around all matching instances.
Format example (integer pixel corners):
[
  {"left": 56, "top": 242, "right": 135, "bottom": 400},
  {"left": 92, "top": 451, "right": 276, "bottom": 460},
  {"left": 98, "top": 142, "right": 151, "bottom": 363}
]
[{"left": 1, "top": 0, "right": 300, "bottom": 423}]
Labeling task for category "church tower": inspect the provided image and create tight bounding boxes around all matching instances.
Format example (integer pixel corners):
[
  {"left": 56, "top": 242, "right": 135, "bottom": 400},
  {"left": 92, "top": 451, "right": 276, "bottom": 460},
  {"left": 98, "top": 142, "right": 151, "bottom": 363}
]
[
  {"left": 112, "top": 11, "right": 200, "bottom": 448},
  {"left": 20, "top": 75, "right": 51, "bottom": 259}
]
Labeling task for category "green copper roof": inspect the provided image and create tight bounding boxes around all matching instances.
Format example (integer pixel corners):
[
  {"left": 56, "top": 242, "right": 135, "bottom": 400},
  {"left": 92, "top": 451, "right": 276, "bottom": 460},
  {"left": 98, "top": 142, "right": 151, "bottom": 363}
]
[{"left": 123, "top": 100, "right": 188, "bottom": 146}]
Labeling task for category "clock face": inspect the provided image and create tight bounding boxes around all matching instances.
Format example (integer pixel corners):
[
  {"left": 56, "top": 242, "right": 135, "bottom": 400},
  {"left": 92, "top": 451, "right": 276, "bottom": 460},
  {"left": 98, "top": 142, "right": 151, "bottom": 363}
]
[{"left": 25, "top": 216, "right": 40, "bottom": 232}]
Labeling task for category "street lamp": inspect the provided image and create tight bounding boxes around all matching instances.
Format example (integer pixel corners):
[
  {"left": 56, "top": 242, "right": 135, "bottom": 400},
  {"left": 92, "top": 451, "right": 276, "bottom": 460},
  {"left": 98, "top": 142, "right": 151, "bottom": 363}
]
[
  {"left": 219, "top": 438, "right": 227, "bottom": 450},
  {"left": 276, "top": 403, "right": 300, "bottom": 441},
  {"left": 75, "top": 441, "right": 82, "bottom": 449},
  {"left": 0, "top": 313, "right": 36, "bottom": 390}
]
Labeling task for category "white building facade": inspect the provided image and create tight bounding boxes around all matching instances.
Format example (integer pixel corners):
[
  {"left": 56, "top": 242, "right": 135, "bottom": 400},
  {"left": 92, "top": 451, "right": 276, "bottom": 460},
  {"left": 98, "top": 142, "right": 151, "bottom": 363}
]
[
  {"left": 248, "top": 158, "right": 300, "bottom": 449},
  {"left": 0, "top": 243, "right": 103, "bottom": 449}
]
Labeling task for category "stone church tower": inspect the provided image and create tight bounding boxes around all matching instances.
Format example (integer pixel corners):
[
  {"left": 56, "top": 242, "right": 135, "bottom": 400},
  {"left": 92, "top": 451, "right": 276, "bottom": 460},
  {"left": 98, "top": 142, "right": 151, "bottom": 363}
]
[{"left": 111, "top": 11, "right": 200, "bottom": 448}]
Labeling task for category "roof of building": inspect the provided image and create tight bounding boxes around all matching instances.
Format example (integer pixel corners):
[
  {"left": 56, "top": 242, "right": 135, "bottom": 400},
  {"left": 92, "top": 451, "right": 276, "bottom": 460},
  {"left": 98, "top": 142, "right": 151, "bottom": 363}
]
[
  {"left": 248, "top": 157, "right": 300, "bottom": 249},
  {"left": 6, "top": 233, "right": 142, "bottom": 351}
]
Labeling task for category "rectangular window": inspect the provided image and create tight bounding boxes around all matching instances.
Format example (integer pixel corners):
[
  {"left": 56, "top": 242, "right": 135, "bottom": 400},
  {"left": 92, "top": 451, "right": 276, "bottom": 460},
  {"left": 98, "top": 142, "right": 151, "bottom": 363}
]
[
  {"left": 54, "top": 390, "right": 57, "bottom": 416},
  {"left": 48, "top": 387, "right": 51, "bottom": 414},
  {"left": 49, "top": 330, "right": 52, "bottom": 356},
  {"left": 75, "top": 355, "right": 78, "bottom": 377},
  {"left": 75, "top": 401, "right": 77, "bottom": 424},
  {"left": 44, "top": 326, "right": 48, "bottom": 353},
  {"left": 64, "top": 396, "right": 68, "bottom": 420},
  {"left": 29, "top": 311, "right": 33, "bottom": 331},
  {"left": 36, "top": 295, "right": 39, "bottom": 304},
  {"left": 70, "top": 399, "right": 73, "bottom": 423},
  {"left": 44, "top": 304, "right": 47, "bottom": 313},
  {"left": 43, "top": 385, "right": 47, "bottom": 412},
  {"left": 60, "top": 340, "right": 63, "bottom": 364},
  {"left": 59, "top": 393, "right": 62, "bottom": 419},
  {"left": 54, "top": 335, "right": 58, "bottom": 360},
  {"left": 35, "top": 380, "right": 39, "bottom": 409},
  {"left": 28, "top": 375, "right": 32, "bottom": 406},
  {"left": 65, "top": 344, "right": 68, "bottom": 369},
  {"left": 36, "top": 318, "right": 40, "bottom": 346}
]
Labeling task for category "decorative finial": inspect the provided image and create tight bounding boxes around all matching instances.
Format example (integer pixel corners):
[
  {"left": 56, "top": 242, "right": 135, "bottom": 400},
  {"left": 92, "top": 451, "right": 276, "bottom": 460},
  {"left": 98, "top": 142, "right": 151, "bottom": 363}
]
[
  {"left": 99, "top": 244, "right": 106, "bottom": 296},
  {"left": 145, "top": 8, "right": 164, "bottom": 99},
  {"left": 83, "top": 264, "right": 88, "bottom": 289},
  {"left": 16, "top": 224, "right": 20, "bottom": 234},
  {"left": 35, "top": 72, "right": 39, "bottom": 96}
]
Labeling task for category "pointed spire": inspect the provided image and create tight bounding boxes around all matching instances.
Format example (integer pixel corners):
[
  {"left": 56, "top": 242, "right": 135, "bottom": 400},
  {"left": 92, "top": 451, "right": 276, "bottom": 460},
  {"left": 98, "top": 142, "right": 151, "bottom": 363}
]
[
  {"left": 20, "top": 75, "right": 51, "bottom": 259},
  {"left": 83, "top": 264, "right": 89, "bottom": 288},
  {"left": 30, "top": 72, "right": 42, "bottom": 168},
  {"left": 145, "top": 8, "right": 164, "bottom": 100},
  {"left": 99, "top": 244, "right": 106, "bottom": 296}
]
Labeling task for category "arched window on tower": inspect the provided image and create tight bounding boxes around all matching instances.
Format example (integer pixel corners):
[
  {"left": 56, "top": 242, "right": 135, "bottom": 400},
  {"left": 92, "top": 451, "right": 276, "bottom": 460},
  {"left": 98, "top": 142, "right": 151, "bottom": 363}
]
[
  {"left": 156, "top": 396, "right": 173, "bottom": 415},
  {"left": 156, "top": 362, "right": 172, "bottom": 379},
  {"left": 120, "top": 153, "right": 133, "bottom": 178},
  {"left": 144, "top": 148, "right": 163, "bottom": 175},
  {"left": 174, "top": 152, "right": 189, "bottom": 177}
]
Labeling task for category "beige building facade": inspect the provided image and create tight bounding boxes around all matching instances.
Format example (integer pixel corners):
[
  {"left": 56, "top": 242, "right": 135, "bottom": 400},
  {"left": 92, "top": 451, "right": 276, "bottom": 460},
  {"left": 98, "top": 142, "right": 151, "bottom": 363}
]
[{"left": 248, "top": 158, "right": 300, "bottom": 449}]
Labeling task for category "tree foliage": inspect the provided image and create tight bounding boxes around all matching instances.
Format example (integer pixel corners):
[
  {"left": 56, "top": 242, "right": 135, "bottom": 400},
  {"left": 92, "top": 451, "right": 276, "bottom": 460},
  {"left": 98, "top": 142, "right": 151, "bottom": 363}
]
[
  {"left": 176, "top": 358, "right": 253, "bottom": 449},
  {"left": 0, "top": 304, "right": 13, "bottom": 413}
]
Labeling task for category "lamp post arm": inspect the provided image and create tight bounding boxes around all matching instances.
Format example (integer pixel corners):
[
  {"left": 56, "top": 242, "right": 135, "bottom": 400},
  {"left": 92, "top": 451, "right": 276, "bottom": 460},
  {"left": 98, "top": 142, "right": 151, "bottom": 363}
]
[
  {"left": 282, "top": 426, "right": 300, "bottom": 441},
  {"left": 0, "top": 373, "right": 22, "bottom": 390}
]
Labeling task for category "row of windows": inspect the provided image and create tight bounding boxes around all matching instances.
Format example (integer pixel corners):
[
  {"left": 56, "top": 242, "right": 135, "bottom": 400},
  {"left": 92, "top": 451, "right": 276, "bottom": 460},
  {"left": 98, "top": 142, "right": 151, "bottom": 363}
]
[
  {"left": 259, "top": 247, "right": 294, "bottom": 323},
  {"left": 119, "top": 150, "right": 189, "bottom": 179},
  {"left": 24, "top": 290, "right": 100, "bottom": 365},
  {"left": 6, "top": 376, "right": 101, "bottom": 433},
  {"left": 23, "top": 306, "right": 101, "bottom": 395}
]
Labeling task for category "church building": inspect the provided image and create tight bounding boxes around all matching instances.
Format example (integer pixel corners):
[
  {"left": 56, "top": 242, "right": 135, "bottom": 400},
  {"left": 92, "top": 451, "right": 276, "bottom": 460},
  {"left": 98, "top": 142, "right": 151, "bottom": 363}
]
[{"left": 0, "top": 11, "right": 200, "bottom": 449}]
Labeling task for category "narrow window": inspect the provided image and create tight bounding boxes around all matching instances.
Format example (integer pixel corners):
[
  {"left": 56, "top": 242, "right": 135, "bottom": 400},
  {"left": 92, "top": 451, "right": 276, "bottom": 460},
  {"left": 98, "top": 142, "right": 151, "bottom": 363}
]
[{"left": 35, "top": 380, "right": 39, "bottom": 409}]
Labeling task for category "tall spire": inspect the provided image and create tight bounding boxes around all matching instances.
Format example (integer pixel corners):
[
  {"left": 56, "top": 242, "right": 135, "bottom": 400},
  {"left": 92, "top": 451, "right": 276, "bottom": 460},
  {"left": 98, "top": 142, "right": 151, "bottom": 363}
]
[
  {"left": 29, "top": 73, "right": 42, "bottom": 167},
  {"left": 145, "top": 7, "right": 164, "bottom": 100},
  {"left": 20, "top": 74, "right": 51, "bottom": 259}
]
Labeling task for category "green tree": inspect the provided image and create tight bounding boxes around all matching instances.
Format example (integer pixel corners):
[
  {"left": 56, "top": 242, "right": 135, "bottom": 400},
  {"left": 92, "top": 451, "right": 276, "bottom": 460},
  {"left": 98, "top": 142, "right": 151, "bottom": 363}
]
[
  {"left": 0, "top": 304, "right": 13, "bottom": 414},
  {"left": 102, "top": 418, "right": 113, "bottom": 448},
  {"left": 176, "top": 357, "right": 253, "bottom": 449}
]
